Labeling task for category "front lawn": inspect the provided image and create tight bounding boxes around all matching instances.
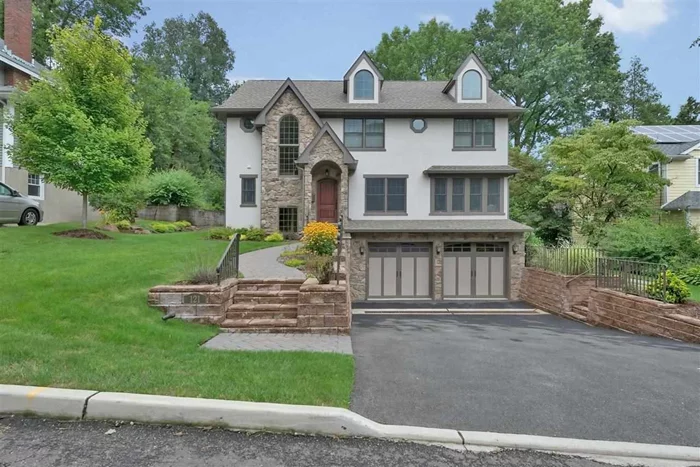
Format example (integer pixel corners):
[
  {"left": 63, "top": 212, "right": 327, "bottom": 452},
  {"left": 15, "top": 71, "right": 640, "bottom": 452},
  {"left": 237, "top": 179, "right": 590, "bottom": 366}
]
[
  {"left": 689, "top": 285, "right": 700, "bottom": 303},
  {"left": 0, "top": 224, "right": 354, "bottom": 406}
]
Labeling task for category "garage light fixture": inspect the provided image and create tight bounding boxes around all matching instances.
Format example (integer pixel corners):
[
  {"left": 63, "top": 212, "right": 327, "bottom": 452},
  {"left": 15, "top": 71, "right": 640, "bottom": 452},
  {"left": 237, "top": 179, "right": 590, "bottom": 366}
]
[
  {"left": 359, "top": 246, "right": 365, "bottom": 255},
  {"left": 512, "top": 243, "right": 519, "bottom": 254}
]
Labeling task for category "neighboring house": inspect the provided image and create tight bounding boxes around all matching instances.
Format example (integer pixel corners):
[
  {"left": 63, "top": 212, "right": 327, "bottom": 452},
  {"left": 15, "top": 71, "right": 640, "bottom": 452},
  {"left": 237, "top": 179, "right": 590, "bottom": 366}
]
[
  {"left": 0, "top": 0, "right": 98, "bottom": 224},
  {"left": 214, "top": 51, "right": 530, "bottom": 302},
  {"left": 632, "top": 125, "right": 700, "bottom": 228}
]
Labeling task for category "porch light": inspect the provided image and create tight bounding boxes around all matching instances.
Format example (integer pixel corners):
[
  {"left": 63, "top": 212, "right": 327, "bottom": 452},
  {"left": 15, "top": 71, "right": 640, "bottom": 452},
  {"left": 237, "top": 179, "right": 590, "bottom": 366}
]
[
  {"left": 512, "top": 243, "right": 519, "bottom": 255},
  {"left": 325, "top": 168, "right": 330, "bottom": 177},
  {"left": 359, "top": 246, "right": 365, "bottom": 255}
]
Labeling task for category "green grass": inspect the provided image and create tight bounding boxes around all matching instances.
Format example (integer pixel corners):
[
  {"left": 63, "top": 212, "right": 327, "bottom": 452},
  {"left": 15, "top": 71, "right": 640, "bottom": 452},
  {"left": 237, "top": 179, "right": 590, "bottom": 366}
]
[
  {"left": 0, "top": 224, "right": 354, "bottom": 406},
  {"left": 689, "top": 285, "right": 700, "bottom": 303}
]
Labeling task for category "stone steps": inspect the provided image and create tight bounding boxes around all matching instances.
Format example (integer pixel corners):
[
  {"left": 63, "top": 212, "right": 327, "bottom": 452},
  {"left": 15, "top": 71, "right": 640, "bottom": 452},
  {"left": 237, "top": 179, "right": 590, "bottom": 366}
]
[
  {"left": 566, "top": 304, "right": 590, "bottom": 323},
  {"left": 237, "top": 283, "right": 302, "bottom": 292},
  {"left": 234, "top": 296, "right": 298, "bottom": 305},
  {"left": 220, "top": 318, "right": 298, "bottom": 329},
  {"left": 226, "top": 303, "right": 297, "bottom": 320}
]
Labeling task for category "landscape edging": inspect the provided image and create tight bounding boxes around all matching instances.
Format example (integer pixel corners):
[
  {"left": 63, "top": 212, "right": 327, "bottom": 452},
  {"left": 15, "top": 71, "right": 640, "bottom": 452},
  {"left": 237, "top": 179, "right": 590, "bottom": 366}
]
[{"left": 1, "top": 384, "right": 698, "bottom": 463}]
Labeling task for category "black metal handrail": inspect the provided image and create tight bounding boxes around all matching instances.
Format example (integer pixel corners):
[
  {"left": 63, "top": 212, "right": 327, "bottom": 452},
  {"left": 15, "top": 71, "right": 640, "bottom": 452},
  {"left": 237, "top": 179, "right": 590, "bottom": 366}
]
[
  {"left": 596, "top": 257, "right": 668, "bottom": 302},
  {"left": 216, "top": 233, "right": 240, "bottom": 285},
  {"left": 525, "top": 245, "right": 603, "bottom": 276}
]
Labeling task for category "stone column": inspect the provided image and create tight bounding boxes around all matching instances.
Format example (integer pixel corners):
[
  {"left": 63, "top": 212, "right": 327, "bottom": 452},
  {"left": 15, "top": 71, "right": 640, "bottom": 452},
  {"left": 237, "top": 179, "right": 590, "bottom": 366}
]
[{"left": 433, "top": 239, "right": 444, "bottom": 300}]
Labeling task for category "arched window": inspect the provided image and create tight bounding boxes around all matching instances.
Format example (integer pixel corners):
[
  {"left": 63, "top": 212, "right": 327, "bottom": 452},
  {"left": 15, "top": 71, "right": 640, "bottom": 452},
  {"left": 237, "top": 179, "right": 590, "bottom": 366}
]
[
  {"left": 279, "top": 115, "right": 299, "bottom": 175},
  {"left": 354, "top": 70, "right": 375, "bottom": 100},
  {"left": 461, "top": 70, "right": 482, "bottom": 100}
]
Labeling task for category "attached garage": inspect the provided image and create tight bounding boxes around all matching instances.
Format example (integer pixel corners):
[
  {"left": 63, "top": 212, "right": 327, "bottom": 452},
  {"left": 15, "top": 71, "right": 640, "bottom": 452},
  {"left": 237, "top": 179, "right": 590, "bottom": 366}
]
[
  {"left": 443, "top": 242, "right": 507, "bottom": 298},
  {"left": 367, "top": 243, "right": 431, "bottom": 299}
]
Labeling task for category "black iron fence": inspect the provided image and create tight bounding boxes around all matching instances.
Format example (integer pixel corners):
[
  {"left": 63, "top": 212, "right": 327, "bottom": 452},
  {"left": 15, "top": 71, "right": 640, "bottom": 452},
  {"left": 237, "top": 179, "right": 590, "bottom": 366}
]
[
  {"left": 216, "top": 233, "right": 240, "bottom": 285},
  {"left": 596, "top": 257, "right": 668, "bottom": 302},
  {"left": 525, "top": 245, "right": 602, "bottom": 276}
]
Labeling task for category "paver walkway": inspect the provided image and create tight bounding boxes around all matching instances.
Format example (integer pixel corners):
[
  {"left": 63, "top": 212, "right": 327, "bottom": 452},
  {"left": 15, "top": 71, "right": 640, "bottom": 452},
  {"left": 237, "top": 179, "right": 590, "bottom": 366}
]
[
  {"left": 240, "top": 243, "right": 305, "bottom": 279},
  {"left": 203, "top": 333, "right": 353, "bottom": 354}
]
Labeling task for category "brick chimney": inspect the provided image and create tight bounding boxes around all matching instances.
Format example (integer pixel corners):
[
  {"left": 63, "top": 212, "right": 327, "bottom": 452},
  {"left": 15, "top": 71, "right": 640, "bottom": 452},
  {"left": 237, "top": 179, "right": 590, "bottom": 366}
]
[{"left": 4, "top": 0, "right": 33, "bottom": 62}]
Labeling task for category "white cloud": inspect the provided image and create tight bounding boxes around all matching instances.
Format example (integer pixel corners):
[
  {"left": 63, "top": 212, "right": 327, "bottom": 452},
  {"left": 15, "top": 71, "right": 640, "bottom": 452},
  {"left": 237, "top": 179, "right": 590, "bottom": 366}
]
[
  {"left": 419, "top": 14, "right": 452, "bottom": 24},
  {"left": 588, "top": 0, "right": 670, "bottom": 34}
]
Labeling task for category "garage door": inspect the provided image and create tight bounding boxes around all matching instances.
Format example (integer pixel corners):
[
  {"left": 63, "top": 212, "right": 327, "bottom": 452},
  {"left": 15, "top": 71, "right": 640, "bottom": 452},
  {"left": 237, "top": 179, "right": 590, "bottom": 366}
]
[
  {"left": 367, "top": 243, "right": 431, "bottom": 299},
  {"left": 443, "top": 243, "right": 507, "bottom": 298}
]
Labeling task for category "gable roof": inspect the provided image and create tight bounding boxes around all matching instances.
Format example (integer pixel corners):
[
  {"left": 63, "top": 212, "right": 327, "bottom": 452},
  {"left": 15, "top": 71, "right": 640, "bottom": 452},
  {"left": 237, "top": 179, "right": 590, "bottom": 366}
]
[
  {"left": 0, "top": 38, "right": 42, "bottom": 79},
  {"left": 342, "top": 51, "right": 384, "bottom": 82},
  {"left": 253, "top": 78, "right": 323, "bottom": 127},
  {"left": 215, "top": 80, "right": 523, "bottom": 116},
  {"left": 652, "top": 140, "right": 699, "bottom": 160},
  {"left": 662, "top": 191, "right": 700, "bottom": 211},
  {"left": 443, "top": 53, "right": 492, "bottom": 94},
  {"left": 297, "top": 123, "right": 357, "bottom": 169}
]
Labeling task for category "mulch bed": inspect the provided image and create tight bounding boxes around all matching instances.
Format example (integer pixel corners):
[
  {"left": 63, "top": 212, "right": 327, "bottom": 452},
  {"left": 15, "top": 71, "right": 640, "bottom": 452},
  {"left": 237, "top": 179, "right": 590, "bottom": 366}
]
[{"left": 53, "top": 229, "right": 113, "bottom": 240}]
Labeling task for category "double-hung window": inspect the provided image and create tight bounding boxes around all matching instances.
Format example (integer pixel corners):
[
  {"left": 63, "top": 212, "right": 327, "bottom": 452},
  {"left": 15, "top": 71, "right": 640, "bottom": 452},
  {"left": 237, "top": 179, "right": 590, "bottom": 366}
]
[
  {"left": 432, "top": 177, "right": 503, "bottom": 214},
  {"left": 344, "top": 119, "right": 384, "bottom": 149},
  {"left": 454, "top": 118, "right": 495, "bottom": 149},
  {"left": 27, "top": 174, "right": 43, "bottom": 199},
  {"left": 365, "top": 176, "right": 407, "bottom": 214},
  {"left": 279, "top": 115, "right": 299, "bottom": 175},
  {"left": 240, "top": 175, "right": 256, "bottom": 207}
]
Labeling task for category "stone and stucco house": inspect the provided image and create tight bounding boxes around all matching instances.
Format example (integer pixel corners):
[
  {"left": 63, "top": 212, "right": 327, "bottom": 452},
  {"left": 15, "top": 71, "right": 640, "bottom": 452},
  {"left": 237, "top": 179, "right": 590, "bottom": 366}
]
[
  {"left": 1, "top": 0, "right": 97, "bottom": 224},
  {"left": 215, "top": 52, "right": 531, "bottom": 302},
  {"left": 632, "top": 125, "right": 700, "bottom": 228}
]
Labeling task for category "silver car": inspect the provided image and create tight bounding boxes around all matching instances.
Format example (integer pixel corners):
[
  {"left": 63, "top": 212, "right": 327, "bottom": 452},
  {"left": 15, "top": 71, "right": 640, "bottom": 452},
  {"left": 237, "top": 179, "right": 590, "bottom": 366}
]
[{"left": 0, "top": 182, "right": 43, "bottom": 226}]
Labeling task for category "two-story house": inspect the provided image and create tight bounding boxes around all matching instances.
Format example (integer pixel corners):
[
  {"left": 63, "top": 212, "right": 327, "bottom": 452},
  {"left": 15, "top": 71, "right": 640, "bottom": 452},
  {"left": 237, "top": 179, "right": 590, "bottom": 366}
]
[
  {"left": 215, "top": 52, "right": 531, "bottom": 302},
  {"left": 1, "top": 0, "right": 97, "bottom": 224},
  {"left": 632, "top": 125, "right": 700, "bottom": 228}
]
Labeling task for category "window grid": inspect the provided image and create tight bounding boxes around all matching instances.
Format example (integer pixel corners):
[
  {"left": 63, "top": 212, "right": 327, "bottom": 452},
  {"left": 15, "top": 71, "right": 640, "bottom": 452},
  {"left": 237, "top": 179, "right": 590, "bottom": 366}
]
[
  {"left": 354, "top": 70, "right": 375, "bottom": 100},
  {"left": 279, "top": 207, "right": 298, "bottom": 233},
  {"left": 344, "top": 118, "right": 385, "bottom": 149},
  {"left": 454, "top": 118, "right": 495, "bottom": 149},
  {"left": 27, "top": 174, "right": 42, "bottom": 198},
  {"left": 432, "top": 177, "right": 502, "bottom": 214},
  {"left": 241, "top": 177, "right": 256, "bottom": 206},
  {"left": 365, "top": 176, "right": 407, "bottom": 214},
  {"left": 279, "top": 116, "right": 299, "bottom": 175}
]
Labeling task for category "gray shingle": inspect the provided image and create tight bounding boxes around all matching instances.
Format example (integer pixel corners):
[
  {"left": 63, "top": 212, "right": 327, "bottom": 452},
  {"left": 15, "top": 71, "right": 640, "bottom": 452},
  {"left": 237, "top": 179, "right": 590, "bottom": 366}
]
[
  {"left": 652, "top": 141, "right": 699, "bottom": 158},
  {"left": 662, "top": 191, "right": 700, "bottom": 211},
  {"left": 423, "top": 165, "right": 519, "bottom": 175},
  {"left": 344, "top": 218, "right": 532, "bottom": 233},
  {"left": 215, "top": 80, "right": 522, "bottom": 114}
]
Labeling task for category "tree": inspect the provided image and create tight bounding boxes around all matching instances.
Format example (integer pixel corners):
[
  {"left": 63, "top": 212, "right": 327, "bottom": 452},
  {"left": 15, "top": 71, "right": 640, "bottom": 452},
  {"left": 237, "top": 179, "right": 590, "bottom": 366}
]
[
  {"left": 0, "top": 0, "right": 147, "bottom": 64},
  {"left": 544, "top": 121, "right": 668, "bottom": 243},
  {"left": 134, "top": 61, "right": 215, "bottom": 175},
  {"left": 370, "top": 19, "right": 472, "bottom": 80},
  {"left": 616, "top": 56, "right": 671, "bottom": 124},
  {"left": 8, "top": 18, "right": 152, "bottom": 228},
  {"left": 133, "top": 12, "right": 235, "bottom": 105},
  {"left": 470, "top": 0, "right": 623, "bottom": 152},
  {"left": 674, "top": 96, "right": 700, "bottom": 124}
]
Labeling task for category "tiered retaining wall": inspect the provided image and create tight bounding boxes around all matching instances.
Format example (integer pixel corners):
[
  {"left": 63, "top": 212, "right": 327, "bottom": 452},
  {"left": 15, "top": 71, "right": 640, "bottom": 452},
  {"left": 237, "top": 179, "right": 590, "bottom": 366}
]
[{"left": 519, "top": 268, "right": 596, "bottom": 316}]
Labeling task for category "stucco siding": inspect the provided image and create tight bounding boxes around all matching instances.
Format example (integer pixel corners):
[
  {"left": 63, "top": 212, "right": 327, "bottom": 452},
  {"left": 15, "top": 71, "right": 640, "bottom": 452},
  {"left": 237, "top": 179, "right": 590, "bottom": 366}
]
[
  {"left": 225, "top": 117, "right": 262, "bottom": 227},
  {"left": 666, "top": 153, "right": 699, "bottom": 202},
  {"left": 347, "top": 58, "right": 380, "bottom": 104}
]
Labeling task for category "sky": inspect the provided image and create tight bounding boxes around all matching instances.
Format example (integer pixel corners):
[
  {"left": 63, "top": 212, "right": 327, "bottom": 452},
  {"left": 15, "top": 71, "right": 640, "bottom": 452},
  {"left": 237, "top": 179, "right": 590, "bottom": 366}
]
[{"left": 129, "top": 0, "right": 700, "bottom": 114}]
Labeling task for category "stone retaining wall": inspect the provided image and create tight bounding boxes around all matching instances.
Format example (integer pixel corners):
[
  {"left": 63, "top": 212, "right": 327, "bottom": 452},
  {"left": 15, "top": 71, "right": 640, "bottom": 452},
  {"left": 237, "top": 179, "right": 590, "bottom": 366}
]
[
  {"left": 297, "top": 279, "right": 351, "bottom": 333},
  {"left": 519, "top": 268, "right": 596, "bottom": 316},
  {"left": 148, "top": 279, "right": 238, "bottom": 325},
  {"left": 139, "top": 205, "right": 225, "bottom": 227},
  {"left": 587, "top": 288, "right": 700, "bottom": 343}
]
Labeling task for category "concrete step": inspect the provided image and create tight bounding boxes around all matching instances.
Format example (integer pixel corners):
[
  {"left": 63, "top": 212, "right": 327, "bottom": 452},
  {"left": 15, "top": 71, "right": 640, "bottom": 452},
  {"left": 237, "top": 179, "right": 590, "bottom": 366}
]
[{"left": 220, "top": 318, "right": 298, "bottom": 328}]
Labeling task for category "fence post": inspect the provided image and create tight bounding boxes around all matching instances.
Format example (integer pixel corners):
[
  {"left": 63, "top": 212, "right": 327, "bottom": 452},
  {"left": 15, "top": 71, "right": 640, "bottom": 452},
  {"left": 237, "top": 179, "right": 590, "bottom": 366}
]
[{"left": 662, "top": 266, "right": 668, "bottom": 303}]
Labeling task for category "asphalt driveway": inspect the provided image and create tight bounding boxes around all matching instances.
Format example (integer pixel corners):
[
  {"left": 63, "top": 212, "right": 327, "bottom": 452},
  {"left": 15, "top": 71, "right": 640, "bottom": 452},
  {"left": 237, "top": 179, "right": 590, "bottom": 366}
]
[{"left": 350, "top": 313, "right": 700, "bottom": 447}]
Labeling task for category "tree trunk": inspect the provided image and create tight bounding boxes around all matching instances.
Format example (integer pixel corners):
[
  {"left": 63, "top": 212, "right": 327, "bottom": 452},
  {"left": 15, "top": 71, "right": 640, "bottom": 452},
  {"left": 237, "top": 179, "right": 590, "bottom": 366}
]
[{"left": 82, "top": 193, "right": 88, "bottom": 229}]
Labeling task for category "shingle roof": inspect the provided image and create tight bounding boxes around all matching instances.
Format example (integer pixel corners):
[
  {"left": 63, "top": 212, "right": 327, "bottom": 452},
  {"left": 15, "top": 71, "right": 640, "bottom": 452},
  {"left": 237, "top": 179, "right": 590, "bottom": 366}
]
[
  {"left": 423, "top": 165, "right": 519, "bottom": 175},
  {"left": 344, "top": 218, "right": 532, "bottom": 233},
  {"left": 652, "top": 140, "right": 699, "bottom": 159},
  {"left": 297, "top": 123, "right": 357, "bottom": 168},
  {"left": 0, "top": 38, "right": 43, "bottom": 78},
  {"left": 215, "top": 80, "right": 522, "bottom": 115},
  {"left": 662, "top": 191, "right": 700, "bottom": 211}
]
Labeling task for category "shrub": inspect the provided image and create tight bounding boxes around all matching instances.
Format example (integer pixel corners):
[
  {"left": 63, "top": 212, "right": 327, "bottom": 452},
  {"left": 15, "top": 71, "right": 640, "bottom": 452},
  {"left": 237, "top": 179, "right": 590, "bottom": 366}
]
[
  {"left": 265, "top": 232, "right": 284, "bottom": 242},
  {"left": 183, "top": 250, "right": 219, "bottom": 284},
  {"left": 150, "top": 222, "right": 178, "bottom": 233},
  {"left": 246, "top": 227, "right": 266, "bottom": 242},
  {"left": 174, "top": 220, "right": 192, "bottom": 230},
  {"left": 145, "top": 170, "right": 203, "bottom": 207},
  {"left": 302, "top": 222, "right": 338, "bottom": 256},
  {"left": 91, "top": 178, "right": 148, "bottom": 222},
  {"left": 240, "top": 234, "right": 248, "bottom": 241},
  {"left": 200, "top": 171, "right": 225, "bottom": 211},
  {"left": 284, "top": 258, "right": 306, "bottom": 268},
  {"left": 677, "top": 266, "right": 700, "bottom": 286},
  {"left": 646, "top": 271, "right": 690, "bottom": 304},
  {"left": 306, "top": 254, "right": 334, "bottom": 284},
  {"left": 207, "top": 227, "right": 235, "bottom": 240},
  {"left": 115, "top": 220, "right": 131, "bottom": 230},
  {"left": 187, "top": 267, "right": 218, "bottom": 284}
]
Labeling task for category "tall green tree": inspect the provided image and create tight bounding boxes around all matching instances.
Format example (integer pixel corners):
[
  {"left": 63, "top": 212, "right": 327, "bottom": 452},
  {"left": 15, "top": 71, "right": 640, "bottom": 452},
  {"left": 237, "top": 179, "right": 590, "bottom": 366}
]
[
  {"left": 674, "top": 96, "right": 700, "bottom": 124},
  {"left": 616, "top": 56, "right": 671, "bottom": 124},
  {"left": 133, "top": 12, "right": 235, "bottom": 105},
  {"left": 545, "top": 121, "right": 668, "bottom": 243},
  {"left": 370, "top": 19, "right": 472, "bottom": 80},
  {"left": 0, "top": 0, "right": 146, "bottom": 64},
  {"left": 8, "top": 18, "right": 152, "bottom": 228},
  {"left": 134, "top": 62, "right": 215, "bottom": 175},
  {"left": 470, "top": 0, "right": 623, "bottom": 152}
]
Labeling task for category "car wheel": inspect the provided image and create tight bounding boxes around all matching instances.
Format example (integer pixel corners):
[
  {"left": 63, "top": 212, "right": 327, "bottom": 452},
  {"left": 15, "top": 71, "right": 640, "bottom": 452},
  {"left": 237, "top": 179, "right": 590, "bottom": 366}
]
[{"left": 19, "top": 209, "right": 39, "bottom": 226}]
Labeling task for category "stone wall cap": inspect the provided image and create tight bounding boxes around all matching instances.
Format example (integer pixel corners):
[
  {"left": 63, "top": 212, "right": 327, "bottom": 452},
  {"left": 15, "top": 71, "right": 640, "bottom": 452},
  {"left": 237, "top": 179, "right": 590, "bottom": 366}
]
[{"left": 150, "top": 284, "right": 221, "bottom": 293}]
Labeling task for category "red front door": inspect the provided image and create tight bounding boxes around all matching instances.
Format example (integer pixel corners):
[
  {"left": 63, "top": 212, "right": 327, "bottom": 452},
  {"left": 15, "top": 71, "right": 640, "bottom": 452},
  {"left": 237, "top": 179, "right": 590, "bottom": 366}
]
[{"left": 317, "top": 179, "right": 338, "bottom": 223}]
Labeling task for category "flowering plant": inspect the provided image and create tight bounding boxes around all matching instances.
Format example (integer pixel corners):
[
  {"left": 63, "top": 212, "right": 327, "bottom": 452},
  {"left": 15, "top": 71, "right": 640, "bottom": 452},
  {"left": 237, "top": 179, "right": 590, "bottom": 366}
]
[{"left": 302, "top": 222, "right": 338, "bottom": 256}]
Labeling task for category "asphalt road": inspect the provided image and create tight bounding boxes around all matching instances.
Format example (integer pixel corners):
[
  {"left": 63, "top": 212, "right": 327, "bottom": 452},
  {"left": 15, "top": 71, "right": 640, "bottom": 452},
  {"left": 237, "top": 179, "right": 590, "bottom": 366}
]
[
  {"left": 350, "top": 313, "right": 700, "bottom": 447},
  {"left": 0, "top": 417, "right": 624, "bottom": 467}
]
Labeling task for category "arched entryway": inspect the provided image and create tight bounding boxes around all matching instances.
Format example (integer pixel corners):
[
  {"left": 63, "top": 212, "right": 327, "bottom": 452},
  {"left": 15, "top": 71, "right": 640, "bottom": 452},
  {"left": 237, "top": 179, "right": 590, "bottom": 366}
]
[{"left": 317, "top": 178, "right": 338, "bottom": 223}]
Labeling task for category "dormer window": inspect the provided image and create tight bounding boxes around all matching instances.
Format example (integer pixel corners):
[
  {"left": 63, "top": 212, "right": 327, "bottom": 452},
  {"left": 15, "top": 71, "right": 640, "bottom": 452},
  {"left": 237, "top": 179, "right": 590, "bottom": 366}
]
[
  {"left": 354, "top": 70, "right": 375, "bottom": 100},
  {"left": 462, "top": 70, "right": 482, "bottom": 100}
]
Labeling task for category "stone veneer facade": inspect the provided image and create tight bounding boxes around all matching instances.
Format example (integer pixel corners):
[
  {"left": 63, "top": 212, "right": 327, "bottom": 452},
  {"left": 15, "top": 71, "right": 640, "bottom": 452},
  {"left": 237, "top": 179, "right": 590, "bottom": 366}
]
[
  {"left": 301, "top": 133, "right": 350, "bottom": 224},
  {"left": 346, "top": 232, "right": 525, "bottom": 301}
]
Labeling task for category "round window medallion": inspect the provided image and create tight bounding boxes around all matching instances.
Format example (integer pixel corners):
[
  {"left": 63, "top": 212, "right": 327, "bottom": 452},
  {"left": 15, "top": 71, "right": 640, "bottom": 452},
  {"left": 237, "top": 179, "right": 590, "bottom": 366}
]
[
  {"left": 411, "top": 118, "right": 427, "bottom": 133},
  {"left": 241, "top": 118, "right": 255, "bottom": 132}
]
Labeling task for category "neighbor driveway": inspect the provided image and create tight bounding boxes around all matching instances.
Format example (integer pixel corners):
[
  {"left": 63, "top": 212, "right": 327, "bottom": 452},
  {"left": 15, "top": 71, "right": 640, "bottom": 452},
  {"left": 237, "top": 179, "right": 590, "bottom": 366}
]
[{"left": 350, "top": 313, "right": 700, "bottom": 446}]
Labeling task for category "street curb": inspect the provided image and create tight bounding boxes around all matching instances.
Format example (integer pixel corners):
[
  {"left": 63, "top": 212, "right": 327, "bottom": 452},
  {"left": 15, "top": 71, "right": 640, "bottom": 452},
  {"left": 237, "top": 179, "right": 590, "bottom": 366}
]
[{"left": 1, "top": 384, "right": 698, "bottom": 463}]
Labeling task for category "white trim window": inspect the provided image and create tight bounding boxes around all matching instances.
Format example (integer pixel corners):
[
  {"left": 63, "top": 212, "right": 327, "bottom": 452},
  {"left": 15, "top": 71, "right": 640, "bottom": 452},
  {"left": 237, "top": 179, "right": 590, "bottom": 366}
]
[
  {"left": 28, "top": 174, "right": 44, "bottom": 200},
  {"left": 461, "top": 70, "right": 482, "bottom": 100}
]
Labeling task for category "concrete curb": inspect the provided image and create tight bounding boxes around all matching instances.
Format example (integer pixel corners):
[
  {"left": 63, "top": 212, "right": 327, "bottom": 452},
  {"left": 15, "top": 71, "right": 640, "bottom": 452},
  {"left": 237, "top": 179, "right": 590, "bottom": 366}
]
[{"left": 1, "top": 384, "right": 698, "bottom": 463}]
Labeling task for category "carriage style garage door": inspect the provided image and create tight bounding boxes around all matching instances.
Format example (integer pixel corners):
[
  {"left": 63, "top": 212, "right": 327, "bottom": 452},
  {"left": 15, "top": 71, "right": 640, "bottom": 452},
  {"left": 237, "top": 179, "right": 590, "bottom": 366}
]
[
  {"left": 443, "top": 243, "right": 507, "bottom": 298},
  {"left": 367, "top": 243, "right": 431, "bottom": 299}
]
